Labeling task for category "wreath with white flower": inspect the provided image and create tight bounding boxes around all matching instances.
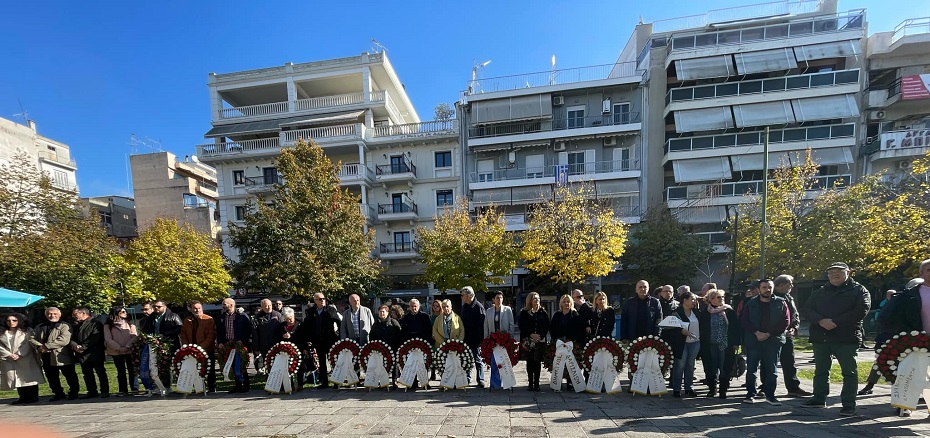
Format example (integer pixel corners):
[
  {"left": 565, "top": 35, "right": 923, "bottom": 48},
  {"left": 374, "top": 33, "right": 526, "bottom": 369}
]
[
  {"left": 397, "top": 338, "right": 433, "bottom": 370},
  {"left": 265, "top": 341, "right": 302, "bottom": 374},
  {"left": 328, "top": 339, "right": 361, "bottom": 368},
  {"left": 581, "top": 337, "right": 625, "bottom": 373},
  {"left": 359, "top": 340, "right": 394, "bottom": 372},
  {"left": 433, "top": 339, "right": 474, "bottom": 375},
  {"left": 876, "top": 330, "right": 930, "bottom": 383},
  {"left": 627, "top": 335, "right": 673, "bottom": 376},
  {"left": 172, "top": 344, "right": 210, "bottom": 377}
]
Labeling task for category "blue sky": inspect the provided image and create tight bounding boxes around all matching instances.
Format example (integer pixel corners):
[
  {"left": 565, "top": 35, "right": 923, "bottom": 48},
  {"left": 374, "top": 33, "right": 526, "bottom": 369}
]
[{"left": 0, "top": 0, "right": 924, "bottom": 198}]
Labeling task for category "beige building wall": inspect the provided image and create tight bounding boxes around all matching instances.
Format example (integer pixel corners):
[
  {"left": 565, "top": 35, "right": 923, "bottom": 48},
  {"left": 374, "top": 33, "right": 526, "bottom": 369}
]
[{"left": 130, "top": 151, "right": 219, "bottom": 238}]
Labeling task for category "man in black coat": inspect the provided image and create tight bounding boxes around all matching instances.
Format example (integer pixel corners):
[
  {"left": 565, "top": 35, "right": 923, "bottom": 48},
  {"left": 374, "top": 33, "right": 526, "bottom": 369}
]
[
  {"left": 300, "top": 292, "right": 341, "bottom": 388},
  {"left": 70, "top": 307, "right": 108, "bottom": 398},
  {"left": 401, "top": 298, "right": 432, "bottom": 342},
  {"left": 459, "top": 286, "right": 486, "bottom": 387},
  {"left": 216, "top": 298, "right": 253, "bottom": 393},
  {"left": 252, "top": 298, "right": 282, "bottom": 373},
  {"left": 620, "top": 280, "right": 663, "bottom": 341},
  {"left": 140, "top": 300, "right": 183, "bottom": 351},
  {"left": 572, "top": 289, "right": 597, "bottom": 342},
  {"left": 773, "top": 274, "right": 811, "bottom": 397}
]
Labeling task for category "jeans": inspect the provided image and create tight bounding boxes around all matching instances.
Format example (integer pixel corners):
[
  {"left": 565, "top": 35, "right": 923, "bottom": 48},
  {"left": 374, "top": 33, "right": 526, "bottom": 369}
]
[
  {"left": 469, "top": 345, "right": 485, "bottom": 385},
  {"left": 672, "top": 341, "right": 701, "bottom": 392},
  {"left": 112, "top": 354, "right": 136, "bottom": 394},
  {"left": 781, "top": 336, "right": 801, "bottom": 391},
  {"left": 812, "top": 342, "right": 859, "bottom": 408},
  {"left": 80, "top": 361, "right": 110, "bottom": 395},
  {"left": 706, "top": 345, "right": 727, "bottom": 387},
  {"left": 745, "top": 339, "right": 782, "bottom": 398}
]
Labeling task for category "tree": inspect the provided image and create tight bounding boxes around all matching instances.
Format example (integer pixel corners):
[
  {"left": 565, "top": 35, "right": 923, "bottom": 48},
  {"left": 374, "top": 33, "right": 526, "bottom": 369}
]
[
  {"left": 416, "top": 199, "right": 519, "bottom": 292},
  {"left": 124, "top": 218, "right": 231, "bottom": 305},
  {"left": 228, "top": 139, "right": 380, "bottom": 300},
  {"left": 434, "top": 103, "right": 455, "bottom": 121},
  {"left": 521, "top": 184, "right": 629, "bottom": 285},
  {"left": 621, "top": 205, "right": 712, "bottom": 286},
  {"left": 0, "top": 153, "right": 75, "bottom": 239}
]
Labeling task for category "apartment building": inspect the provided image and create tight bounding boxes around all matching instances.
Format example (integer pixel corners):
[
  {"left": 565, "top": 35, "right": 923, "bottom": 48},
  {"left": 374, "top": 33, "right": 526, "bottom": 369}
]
[
  {"left": 460, "top": 57, "right": 647, "bottom": 295},
  {"left": 195, "top": 52, "right": 460, "bottom": 300},
  {"left": 130, "top": 151, "right": 220, "bottom": 238},
  {"left": 616, "top": 0, "right": 863, "bottom": 285},
  {"left": 861, "top": 17, "right": 930, "bottom": 179},
  {"left": 80, "top": 195, "right": 138, "bottom": 240},
  {"left": 0, "top": 116, "right": 79, "bottom": 193}
]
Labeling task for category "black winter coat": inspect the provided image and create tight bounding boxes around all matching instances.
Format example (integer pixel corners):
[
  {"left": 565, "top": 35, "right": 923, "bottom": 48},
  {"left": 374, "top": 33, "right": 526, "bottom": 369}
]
[
  {"left": 70, "top": 318, "right": 106, "bottom": 364},
  {"left": 592, "top": 308, "right": 616, "bottom": 338},
  {"left": 370, "top": 317, "right": 402, "bottom": 350},
  {"left": 140, "top": 309, "right": 183, "bottom": 349},
  {"left": 878, "top": 284, "right": 925, "bottom": 337},
  {"left": 804, "top": 278, "right": 871, "bottom": 344},
  {"left": 460, "top": 300, "right": 486, "bottom": 347},
  {"left": 549, "top": 310, "right": 586, "bottom": 345},
  {"left": 400, "top": 311, "right": 432, "bottom": 342}
]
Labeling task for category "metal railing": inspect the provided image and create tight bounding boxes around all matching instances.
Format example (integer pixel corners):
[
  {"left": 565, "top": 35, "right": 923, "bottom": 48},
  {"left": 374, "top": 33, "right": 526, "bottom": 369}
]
[
  {"left": 371, "top": 120, "right": 458, "bottom": 138},
  {"left": 197, "top": 138, "right": 280, "bottom": 156},
  {"left": 469, "top": 159, "right": 640, "bottom": 183},
  {"left": 666, "top": 123, "right": 855, "bottom": 153},
  {"left": 694, "top": 231, "right": 731, "bottom": 244},
  {"left": 667, "top": 69, "right": 859, "bottom": 103},
  {"left": 281, "top": 124, "right": 361, "bottom": 144},
  {"left": 892, "top": 17, "right": 930, "bottom": 43},
  {"left": 468, "top": 62, "right": 641, "bottom": 95},
  {"left": 244, "top": 175, "right": 282, "bottom": 187},
  {"left": 375, "top": 160, "right": 417, "bottom": 177},
  {"left": 377, "top": 199, "right": 418, "bottom": 215},
  {"left": 653, "top": 0, "right": 824, "bottom": 33},
  {"left": 666, "top": 8, "right": 863, "bottom": 50},
  {"left": 666, "top": 174, "right": 851, "bottom": 200},
  {"left": 469, "top": 112, "right": 641, "bottom": 139},
  {"left": 379, "top": 242, "right": 417, "bottom": 254},
  {"left": 220, "top": 101, "right": 289, "bottom": 119}
]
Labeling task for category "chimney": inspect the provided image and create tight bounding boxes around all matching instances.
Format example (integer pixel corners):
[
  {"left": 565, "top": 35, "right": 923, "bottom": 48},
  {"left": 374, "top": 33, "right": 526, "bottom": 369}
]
[{"left": 27, "top": 120, "right": 36, "bottom": 132}]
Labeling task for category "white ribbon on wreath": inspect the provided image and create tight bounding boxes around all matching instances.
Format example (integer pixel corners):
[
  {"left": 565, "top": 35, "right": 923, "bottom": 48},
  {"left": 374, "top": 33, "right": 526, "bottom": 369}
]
[
  {"left": 491, "top": 346, "right": 517, "bottom": 389},
  {"left": 364, "top": 351, "right": 392, "bottom": 388},
  {"left": 398, "top": 349, "right": 429, "bottom": 388},
  {"left": 439, "top": 351, "right": 468, "bottom": 389},
  {"left": 586, "top": 349, "right": 623, "bottom": 394},
  {"left": 329, "top": 349, "right": 359, "bottom": 386},
  {"left": 549, "top": 340, "right": 586, "bottom": 392},
  {"left": 630, "top": 348, "right": 666, "bottom": 395},
  {"left": 175, "top": 356, "right": 205, "bottom": 394},
  {"left": 891, "top": 351, "right": 930, "bottom": 411},
  {"left": 148, "top": 345, "right": 167, "bottom": 393},
  {"left": 264, "top": 351, "right": 293, "bottom": 394},
  {"left": 221, "top": 349, "right": 242, "bottom": 382}
]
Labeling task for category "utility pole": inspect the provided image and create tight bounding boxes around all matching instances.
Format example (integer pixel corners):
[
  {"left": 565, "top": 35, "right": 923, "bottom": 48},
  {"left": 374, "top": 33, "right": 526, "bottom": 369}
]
[{"left": 759, "top": 126, "right": 770, "bottom": 279}]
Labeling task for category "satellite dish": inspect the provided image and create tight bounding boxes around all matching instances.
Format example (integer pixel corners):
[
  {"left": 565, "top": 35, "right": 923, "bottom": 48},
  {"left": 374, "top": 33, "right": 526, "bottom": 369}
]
[{"left": 191, "top": 155, "right": 199, "bottom": 163}]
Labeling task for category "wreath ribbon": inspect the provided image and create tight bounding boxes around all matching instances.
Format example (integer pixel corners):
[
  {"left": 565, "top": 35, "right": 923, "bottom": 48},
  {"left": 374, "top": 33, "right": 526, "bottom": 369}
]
[
  {"left": 139, "top": 343, "right": 168, "bottom": 393},
  {"left": 329, "top": 349, "right": 359, "bottom": 386},
  {"left": 549, "top": 340, "right": 586, "bottom": 392},
  {"left": 630, "top": 349, "right": 667, "bottom": 395},
  {"left": 222, "top": 349, "right": 246, "bottom": 383},
  {"left": 265, "top": 351, "right": 293, "bottom": 394},
  {"left": 491, "top": 346, "right": 517, "bottom": 389},
  {"left": 398, "top": 349, "right": 429, "bottom": 388},
  {"left": 586, "top": 350, "right": 623, "bottom": 394},
  {"left": 176, "top": 356, "right": 205, "bottom": 394},
  {"left": 891, "top": 352, "right": 930, "bottom": 411},
  {"left": 364, "top": 351, "right": 391, "bottom": 388},
  {"left": 439, "top": 351, "right": 468, "bottom": 389}
]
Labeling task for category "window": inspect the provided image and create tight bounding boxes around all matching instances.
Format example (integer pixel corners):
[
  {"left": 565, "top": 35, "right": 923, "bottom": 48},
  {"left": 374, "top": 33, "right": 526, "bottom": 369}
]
[
  {"left": 52, "top": 170, "right": 68, "bottom": 188},
  {"left": 394, "top": 231, "right": 412, "bottom": 252},
  {"left": 567, "top": 151, "right": 594, "bottom": 175},
  {"left": 477, "top": 160, "right": 494, "bottom": 182},
  {"left": 233, "top": 170, "right": 245, "bottom": 185},
  {"left": 234, "top": 205, "right": 246, "bottom": 221},
  {"left": 434, "top": 151, "right": 452, "bottom": 168},
  {"left": 436, "top": 189, "right": 454, "bottom": 208},
  {"left": 613, "top": 148, "right": 632, "bottom": 171},
  {"left": 567, "top": 105, "right": 585, "bottom": 129},
  {"left": 391, "top": 193, "right": 406, "bottom": 213},
  {"left": 525, "top": 154, "right": 545, "bottom": 178},
  {"left": 613, "top": 103, "right": 631, "bottom": 125},
  {"left": 262, "top": 167, "right": 278, "bottom": 185}
]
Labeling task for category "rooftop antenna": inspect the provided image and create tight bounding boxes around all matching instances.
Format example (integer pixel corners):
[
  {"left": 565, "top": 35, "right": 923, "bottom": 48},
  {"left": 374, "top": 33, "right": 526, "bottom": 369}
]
[
  {"left": 371, "top": 38, "right": 388, "bottom": 54},
  {"left": 127, "top": 133, "right": 163, "bottom": 154},
  {"left": 469, "top": 59, "right": 491, "bottom": 95},
  {"left": 12, "top": 98, "right": 29, "bottom": 125},
  {"left": 549, "top": 55, "right": 557, "bottom": 85}
]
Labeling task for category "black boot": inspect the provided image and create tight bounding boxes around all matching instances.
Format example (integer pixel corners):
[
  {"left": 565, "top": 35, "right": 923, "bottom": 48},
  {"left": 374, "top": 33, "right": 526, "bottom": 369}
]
[{"left": 707, "top": 383, "right": 717, "bottom": 398}]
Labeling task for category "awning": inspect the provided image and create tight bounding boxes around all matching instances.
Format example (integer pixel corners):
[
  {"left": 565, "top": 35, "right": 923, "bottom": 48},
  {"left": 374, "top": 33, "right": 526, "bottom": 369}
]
[
  {"left": 794, "top": 40, "right": 861, "bottom": 62},
  {"left": 733, "top": 101, "right": 796, "bottom": 128},
  {"left": 792, "top": 94, "right": 859, "bottom": 122},
  {"left": 673, "top": 157, "right": 732, "bottom": 183},
  {"left": 674, "top": 206, "right": 726, "bottom": 224},
  {"left": 204, "top": 110, "right": 366, "bottom": 138},
  {"left": 674, "top": 107, "right": 734, "bottom": 133},
  {"left": 676, "top": 56, "right": 735, "bottom": 81},
  {"left": 734, "top": 48, "right": 797, "bottom": 75}
]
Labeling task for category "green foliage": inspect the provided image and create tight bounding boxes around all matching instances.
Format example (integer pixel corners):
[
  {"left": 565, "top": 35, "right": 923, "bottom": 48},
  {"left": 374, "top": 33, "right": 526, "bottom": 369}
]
[
  {"left": 416, "top": 199, "right": 519, "bottom": 292},
  {"left": 228, "top": 139, "right": 380, "bottom": 301},
  {"left": 622, "top": 205, "right": 713, "bottom": 286},
  {"left": 125, "top": 218, "right": 231, "bottom": 305}
]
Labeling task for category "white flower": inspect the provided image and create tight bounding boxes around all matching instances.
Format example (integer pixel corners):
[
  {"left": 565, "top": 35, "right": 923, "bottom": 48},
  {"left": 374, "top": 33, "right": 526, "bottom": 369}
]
[{"left": 912, "top": 331, "right": 920, "bottom": 336}]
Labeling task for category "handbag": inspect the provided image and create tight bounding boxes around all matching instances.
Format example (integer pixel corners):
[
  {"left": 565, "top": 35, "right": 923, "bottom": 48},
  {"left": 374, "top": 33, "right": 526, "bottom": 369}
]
[{"left": 731, "top": 354, "right": 746, "bottom": 379}]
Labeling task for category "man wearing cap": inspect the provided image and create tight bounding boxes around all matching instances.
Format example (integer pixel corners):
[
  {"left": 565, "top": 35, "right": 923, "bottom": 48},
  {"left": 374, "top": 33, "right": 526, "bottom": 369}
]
[{"left": 802, "top": 262, "right": 870, "bottom": 417}]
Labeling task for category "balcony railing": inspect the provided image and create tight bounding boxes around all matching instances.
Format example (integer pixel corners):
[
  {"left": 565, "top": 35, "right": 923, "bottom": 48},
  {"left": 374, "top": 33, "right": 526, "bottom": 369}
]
[
  {"left": 38, "top": 150, "right": 77, "bottom": 168},
  {"left": 667, "top": 69, "right": 859, "bottom": 104},
  {"left": 469, "top": 112, "right": 641, "bottom": 139},
  {"left": 667, "top": 123, "right": 856, "bottom": 153},
  {"left": 654, "top": 0, "right": 823, "bottom": 33},
  {"left": 379, "top": 242, "right": 417, "bottom": 254},
  {"left": 220, "top": 101, "right": 289, "bottom": 120},
  {"left": 197, "top": 138, "right": 280, "bottom": 156},
  {"left": 339, "top": 164, "right": 372, "bottom": 179},
  {"left": 892, "top": 17, "right": 930, "bottom": 43},
  {"left": 370, "top": 120, "right": 459, "bottom": 138},
  {"left": 694, "top": 231, "right": 731, "bottom": 245},
  {"left": 667, "top": 8, "right": 864, "bottom": 51},
  {"left": 244, "top": 174, "right": 282, "bottom": 188},
  {"left": 281, "top": 124, "right": 361, "bottom": 144},
  {"left": 469, "top": 159, "right": 640, "bottom": 183},
  {"left": 376, "top": 160, "right": 417, "bottom": 177},
  {"left": 377, "top": 199, "right": 418, "bottom": 215},
  {"left": 666, "top": 174, "right": 852, "bottom": 200},
  {"left": 219, "top": 91, "right": 391, "bottom": 120},
  {"left": 468, "top": 62, "right": 641, "bottom": 95}
]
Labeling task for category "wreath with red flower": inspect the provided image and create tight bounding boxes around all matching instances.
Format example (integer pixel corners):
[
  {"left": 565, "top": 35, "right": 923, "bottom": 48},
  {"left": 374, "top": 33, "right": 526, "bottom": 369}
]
[
  {"left": 328, "top": 339, "right": 361, "bottom": 368},
  {"left": 359, "top": 340, "right": 394, "bottom": 372},
  {"left": 627, "top": 335, "right": 673, "bottom": 376},
  {"left": 433, "top": 339, "right": 474, "bottom": 375},
  {"left": 397, "top": 338, "right": 433, "bottom": 370},
  {"left": 479, "top": 331, "right": 519, "bottom": 368},
  {"left": 172, "top": 344, "right": 210, "bottom": 377},
  {"left": 216, "top": 341, "right": 249, "bottom": 381},
  {"left": 876, "top": 330, "right": 930, "bottom": 383},
  {"left": 265, "top": 341, "right": 302, "bottom": 374},
  {"left": 581, "top": 337, "right": 625, "bottom": 373},
  {"left": 542, "top": 340, "right": 583, "bottom": 372},
  {"left": 134, "top": 333, "right": 173, "bottom": 378}
]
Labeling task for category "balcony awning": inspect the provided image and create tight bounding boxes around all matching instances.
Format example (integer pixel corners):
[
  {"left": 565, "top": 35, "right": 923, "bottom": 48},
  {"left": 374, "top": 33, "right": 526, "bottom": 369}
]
[
  {"left": 674, "top": 107, "right": 734, "bottom": 133},
  {"left": 730, "top": 152, "right": 793, "bottom": 171},
  {"left": 794, "top": 40, "right": 861, "bottom": 62},
  {"left": 733, "top": 101, "right": 796, "bottom": 128},
  {"left": 204, "top": 110, "right": 366, "bottom": 138},
  {"left": 792, "top": 94, "right": 859, "bottom": 122},
  {"left": 673, "top": 156, "right": 732, "bottom": 183},
  {"left": 674, "top": 206, "right": 726, "bottom": 224},
  {"left": 734, "top": 48, "right": 797, "bottom": 75},
  {"left": 675, "top": 56, "right": 735, "bottom": 81},
  {"left": 810, "top": 147, "right": 854, "bottom": 166},
  {"left": 473, "top": 95, "right": 553, "bottom": 124}
]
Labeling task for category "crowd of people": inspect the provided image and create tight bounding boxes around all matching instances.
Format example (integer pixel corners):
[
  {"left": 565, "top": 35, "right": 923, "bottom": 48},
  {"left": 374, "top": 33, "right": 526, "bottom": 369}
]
[{"left": 0, "top": 260, "right": 912, "bottom": 418}]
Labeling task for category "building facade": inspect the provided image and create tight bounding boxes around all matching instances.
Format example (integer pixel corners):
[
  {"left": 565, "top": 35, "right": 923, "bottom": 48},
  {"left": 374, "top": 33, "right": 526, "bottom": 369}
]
[
  {"left": 130, "top": 151, "right": 220, "bottom": 238},
  {"left": 0, "top": 117, "right": 78, "bottom": 193},
  {"left": 80, "top": 195, "right": 138, "bottom": 240}
]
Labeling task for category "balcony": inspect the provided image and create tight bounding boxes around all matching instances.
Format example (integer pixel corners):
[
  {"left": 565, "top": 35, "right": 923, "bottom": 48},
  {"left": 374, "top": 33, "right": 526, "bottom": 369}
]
[
  {"left": 893, "top": 17, "right": 930, "bottom": 44},
  {"left": 375, "top": 159, "right": 417, "bottom": 184},
  {"left": 694, "top": 231, "right": 730, "bottom": 253},
  {"left": 360, "top": 203, "right": 377, "bottom": 223},
  {"left": 244, "top": 175, "right": 282, "bottom": 193},
  {"left": 370, "top": 120, "right": 459, "bottom": 141},
  {"left": 217, "top": 91, "right": 391, "bottom": 122},
  {"left": 666, "top": 8, "right": 864, "bottom": 51},
  {"left": 467, "top": 62, "right": 642, "bottom": 96},
  {"left": 339, "top": 164, "right": 374, "bottom": 186},
  {"left": 469, "top": 112, "right": 641, "bottom": 140},
  {"left": 281, "top": 123, "right": 363, "bottom": 145},
  {"left": 667, "top": 69, "right": 859, "bottom": 105},
  {"left": 377, "top": 197, "right": 418, "bottom": 222},
  {"left": 503, "top": 213, "right": 528, "bottom": 232},
  {"left": 379, "top": 242, "right": 418, "bottom": 260},
  {"left": 666, "top": 174, "right": 851, "bottom": 201},
  {"left": 869, "top": 129, "right": 930, "bottom": 162},
  {"left": 666, "top": 123, "right": 855, "bottom": 155},
  {"left": 38, "top": 150, "right": 77, "bottom": 169},
  {"left": 469, "top": 159, "right": 640, "bottom": 189},
  {"left": 196, "top": 138, "right": 280, "bottom": 159}
]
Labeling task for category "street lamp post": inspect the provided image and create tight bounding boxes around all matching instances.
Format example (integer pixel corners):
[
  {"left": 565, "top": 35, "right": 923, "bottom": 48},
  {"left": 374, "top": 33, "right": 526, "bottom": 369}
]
[
  {"left": 759, "top": 126, "right": 770, "bottom": 279},
  {"left": 728, "top": 205, "right": 738, "bottom": 296}
]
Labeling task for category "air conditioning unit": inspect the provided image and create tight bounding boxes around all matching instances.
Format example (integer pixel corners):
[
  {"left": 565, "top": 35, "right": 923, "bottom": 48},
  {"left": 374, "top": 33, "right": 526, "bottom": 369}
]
[
  {"left": 876, "top": 110, "right": 886, "bottom": 120},
  {"left": 603, "top": 137, "right": 617, "bottom": 146},
  {"left": 554, "top": 142, "right": 567, "bottom": 151},
  {"left": 899, "top": 160, "right": 912, "bottom": 170},
  {"left": 552, "top": 96, "right": 564, "bottom": 106}
]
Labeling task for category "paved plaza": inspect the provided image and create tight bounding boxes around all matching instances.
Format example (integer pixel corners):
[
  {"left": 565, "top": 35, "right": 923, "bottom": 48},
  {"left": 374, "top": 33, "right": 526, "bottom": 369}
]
[{"left": 2, "top": 349, "right": 929, "bottom": 438}]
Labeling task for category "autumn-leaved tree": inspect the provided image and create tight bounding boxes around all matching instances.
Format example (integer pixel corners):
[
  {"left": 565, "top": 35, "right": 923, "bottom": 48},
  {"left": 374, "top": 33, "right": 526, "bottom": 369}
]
[
  {"left": 228, "top": 139, "right": 380, "bottom": 300},
  {"left": 124, "top": 217, "right": 231, "bottom": 305},
  {"left": 416, "top": 199, "right": 519, "bottom": 292},
  {"left": 521, "top": 184, "right": 628, "bottom": 284},
  {"left": 622, "top": 205, "right": 712, "bottom": 286},
  {"left": 0, "top": 153, "right": 75, "bottom": 238}
]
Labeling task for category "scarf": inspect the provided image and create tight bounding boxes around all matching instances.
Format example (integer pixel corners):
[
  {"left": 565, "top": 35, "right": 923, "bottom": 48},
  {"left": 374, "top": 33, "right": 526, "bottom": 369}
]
[{"left": 708, "top": 305, "right": 729, "bottom": 349}]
